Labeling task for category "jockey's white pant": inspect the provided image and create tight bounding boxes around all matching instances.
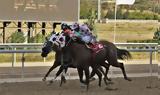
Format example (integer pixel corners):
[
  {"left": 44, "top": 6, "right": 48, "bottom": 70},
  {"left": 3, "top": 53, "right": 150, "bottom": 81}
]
[{"left": 81, "top": 35, "right": 92, "bottom": 43}]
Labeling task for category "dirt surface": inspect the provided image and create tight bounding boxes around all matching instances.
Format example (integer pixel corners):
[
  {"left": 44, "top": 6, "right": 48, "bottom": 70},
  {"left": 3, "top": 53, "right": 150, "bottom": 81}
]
[{"left": 0, "top": 77, "right": 160, "bottom": 95}]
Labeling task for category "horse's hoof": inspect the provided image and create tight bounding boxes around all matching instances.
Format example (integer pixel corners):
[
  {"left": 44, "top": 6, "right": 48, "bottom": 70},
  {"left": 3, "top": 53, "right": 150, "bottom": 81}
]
[
  {"left": 80, "top": 83, "right": 87, "bottom": 88},
  {"left": 49, "top": 80, "right": 54, "bottom": 84},
  {"left": 63, "top": 79, "right": 66, "bottom": 83},
  {"left": 103, "top": 78, "right": 108, "bottom": 85},
  {"left": 61, "top": 76, "right": 66, "bottom": 83},
  {"left": 89, "top": 77, "right": 96, "bottom": 82},
  {"left": 42, "top": 78, "right": 46, "bottom": 81},
  {"left": 80, "top": 83, "right": 88, "bottom": 91},
  {"left": 125, "top": 77, "right": 132, "bottom": 81},
  {"left": 107, "top": 78, "right": 112, "bottom": 81},
  {"left": 60, "top": 82, "right": 62, "bottom": 87},
  {"left": 46, "top": 80, "right": 53, "bottom": 85},
  {"left": 105, "top": 87, "right": 118, "bottom": 91}
]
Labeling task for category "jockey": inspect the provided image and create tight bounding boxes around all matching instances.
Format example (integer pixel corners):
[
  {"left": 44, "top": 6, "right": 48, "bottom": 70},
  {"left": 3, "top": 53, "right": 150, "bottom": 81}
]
[
  {"left": 70, "top": 22, "right": 81, "bottom": 38},
  {"left": 79, "top": 24, "right": 97, "bottom": 45},
  {"left": 61, "top": 23, "right": 97, "bottom": 45},
  {"left": 61, "top": 23, "right": 72, "bottom": 34},
  {"left": 61, "top": 23, "right": 74, "bottom": 38}
]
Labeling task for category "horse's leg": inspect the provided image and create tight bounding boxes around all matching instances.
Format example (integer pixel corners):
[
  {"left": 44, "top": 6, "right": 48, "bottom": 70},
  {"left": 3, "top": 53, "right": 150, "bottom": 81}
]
[
  {"left": 98, "top": 66, "right": 109, "bottom": 85},
  {"left": 77, "top": 67, "right": 85, "bottom": 88},
  {"left": 59, "top": 67, "right": 68, "bottom": 87},
  {"left": 101, "top": 63, "right": 111, "bottom": 81},
  {"left": 96, "top": 68, "right": 102, "bottom": 87},
  {"left": 89, "top": 69, "right": 96, "bottom": 81},
  {"left": 42, "top": 61, "right": 60, "bottom": 81},
  {"left": 84, "top": 66, "right": 90, "bottom": 90},
  {"left": 55, "top": 66, "right": 64, "bottom": 78},
  {"left": 90, "top": 63, "right": 111, "bottom": 83},
  {"left": 62, "top": 67, "right": 68, "bottom": 83},
  {"left": 92, "top": 65, "right": 102, "bottom": 87},
  {"left": 112, "top": 62, "right": 131, "bottom": 81}
]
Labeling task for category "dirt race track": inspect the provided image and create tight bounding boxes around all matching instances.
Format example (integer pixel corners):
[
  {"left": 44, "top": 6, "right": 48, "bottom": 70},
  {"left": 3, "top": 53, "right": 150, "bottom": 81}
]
[{"left": 0, "top": 77, "right": 160, "bottom": 95}]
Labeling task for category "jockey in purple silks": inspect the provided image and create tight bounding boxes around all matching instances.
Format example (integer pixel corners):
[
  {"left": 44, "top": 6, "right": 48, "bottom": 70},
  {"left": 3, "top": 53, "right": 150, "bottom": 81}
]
[
  {"left": 70, "top": 23, "right": 97, "bottom": 45},
  {"left": 79, "top": 24, "right": 97, "bottom": 44}
]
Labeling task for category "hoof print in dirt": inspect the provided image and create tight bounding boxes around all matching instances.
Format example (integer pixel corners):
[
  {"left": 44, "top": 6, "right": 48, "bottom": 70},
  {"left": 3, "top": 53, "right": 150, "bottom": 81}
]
[{"left": 105, "top": 87, "right": 118, "bottom": 91}]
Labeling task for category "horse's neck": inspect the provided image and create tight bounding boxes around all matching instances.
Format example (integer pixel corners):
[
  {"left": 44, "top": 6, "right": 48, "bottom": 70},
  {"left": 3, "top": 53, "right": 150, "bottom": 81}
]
[{"left": 68, "top": 43, "right": 86, "bottom": 53}]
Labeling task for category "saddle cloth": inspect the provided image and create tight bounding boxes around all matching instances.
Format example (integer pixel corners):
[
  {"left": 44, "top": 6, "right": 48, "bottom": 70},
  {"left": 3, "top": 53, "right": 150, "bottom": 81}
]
[{"left": 88, "top": 42, "right": 104, "bottom": 53}]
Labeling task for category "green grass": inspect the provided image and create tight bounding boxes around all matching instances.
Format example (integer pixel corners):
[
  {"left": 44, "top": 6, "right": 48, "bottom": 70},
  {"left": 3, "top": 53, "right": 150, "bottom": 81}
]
[{"left": 95, "top": 22, "right": 159, "bottom": 42}]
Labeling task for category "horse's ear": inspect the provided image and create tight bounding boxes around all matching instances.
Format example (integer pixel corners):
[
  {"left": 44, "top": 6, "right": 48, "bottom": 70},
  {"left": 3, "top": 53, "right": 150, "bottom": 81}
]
[
  {"left": 56, "top": 33, "right": 59, "bottom": 36},
  {"left": 45, "top": 37, "right": 48, "bottom": 41},
  {"left": 52, "top": 31, "right": 56, "bottom": 34}
]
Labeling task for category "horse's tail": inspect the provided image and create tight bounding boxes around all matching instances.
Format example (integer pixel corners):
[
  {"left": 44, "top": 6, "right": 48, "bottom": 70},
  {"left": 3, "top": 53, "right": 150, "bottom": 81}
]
[
  {"left": 117, "top": 48, "right": 132, "bottom": 60},
  {"left": 99, "top": 40, "right": 131, "bottom": 60}
]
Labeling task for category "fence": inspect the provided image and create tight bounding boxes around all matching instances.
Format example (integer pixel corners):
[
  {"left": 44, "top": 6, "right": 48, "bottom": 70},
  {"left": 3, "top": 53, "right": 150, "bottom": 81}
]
[{"left": 0, "top": 43, "right": 159, "bottom": 79}]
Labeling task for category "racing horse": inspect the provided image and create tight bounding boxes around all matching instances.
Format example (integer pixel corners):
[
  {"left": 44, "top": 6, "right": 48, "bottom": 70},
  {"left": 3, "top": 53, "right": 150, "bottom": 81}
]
[
  {"left": 41, "top": 32, "right": 132, "bottom": 90},
  {"left": 42, "top": 33, "right": 108, "bottom": 89}
]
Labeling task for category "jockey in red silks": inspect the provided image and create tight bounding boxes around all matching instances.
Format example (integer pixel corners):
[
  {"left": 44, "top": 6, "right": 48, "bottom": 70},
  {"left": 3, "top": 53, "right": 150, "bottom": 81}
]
[{"left": 61, "top": 23, "right": 72, "bottom": 35}]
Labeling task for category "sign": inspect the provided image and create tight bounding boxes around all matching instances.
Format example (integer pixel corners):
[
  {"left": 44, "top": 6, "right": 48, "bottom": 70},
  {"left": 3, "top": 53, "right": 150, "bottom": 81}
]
[{"left": 0, "top": 0, "right": 79, "bottom": 22}]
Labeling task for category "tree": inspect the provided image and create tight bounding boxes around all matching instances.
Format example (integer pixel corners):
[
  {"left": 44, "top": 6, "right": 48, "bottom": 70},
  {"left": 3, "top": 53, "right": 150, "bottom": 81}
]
[
  {"left": 80, "top": 0, "right": 97, "bottom": 19},
  {"left": 10, "top": 31, "right": 25, "bottom": 43},
  {"left": 123, "top": 9, "right": 129, "bottom": 19},
  {"left": 29, "top": 34, "right": 45, "bottom": 43},
  {"left": 105, "top": 8, "right": 114, "bottom": 19},
  {"left": 116, "top": 7, "right": 123, "bottom": 19}
]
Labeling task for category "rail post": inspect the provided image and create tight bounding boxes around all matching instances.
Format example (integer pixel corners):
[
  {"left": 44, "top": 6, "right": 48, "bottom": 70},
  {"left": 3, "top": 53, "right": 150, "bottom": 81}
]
[
  {"left": 149, "top": 47, "right": 153, "bottom": 77},
  {"left": 21, "top": 53, "right": 25, "bottom": 78},
  {"left": 12, "top": 47, "right": 16, "bottom": 68},
  {"left": 158, "top": 45, "right": 160, "bottom": 79}
]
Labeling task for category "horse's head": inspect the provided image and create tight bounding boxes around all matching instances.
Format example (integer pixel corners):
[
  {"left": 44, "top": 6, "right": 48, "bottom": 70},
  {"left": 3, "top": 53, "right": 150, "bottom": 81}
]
[{"left": 41, "top": 32, "right": 66, "bottom": 57}]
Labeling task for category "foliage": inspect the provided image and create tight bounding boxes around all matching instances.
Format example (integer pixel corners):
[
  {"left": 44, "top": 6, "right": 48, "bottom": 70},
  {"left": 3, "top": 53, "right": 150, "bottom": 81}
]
[
  {"left": 10, "top": 31, "right": 25, "bottom": 43},
  {"left": 84, "top": 8, "right": 97, "bottom": 37},
  {"left": 153, "top": 27, "right": 160, "bottom": 40},
  {"left": 86, "top": 9, "right": 96, "bottom": 30},
  {"left": 105, "top": 9, "right": 160, "bottom": 20},
  {"left": 128, "top": 11, "right": 159, "bottom": 20},
  {"left": 80, "top": 0, "right": 160, "bottom": 20},
  {"left": 105, "top": 8, "right": 114, "bottom": 19},
  {"left": 80, "top": 0, "right": 97, "bottom": 19},
  {"left": 29, "top": 34, "right": 45, "bottom": 43}
]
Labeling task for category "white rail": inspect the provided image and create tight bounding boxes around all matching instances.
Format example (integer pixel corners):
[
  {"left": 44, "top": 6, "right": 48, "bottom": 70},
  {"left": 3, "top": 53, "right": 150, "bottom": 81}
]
[{"left": 0, "top": 43, "right": 159, "bottom": 78}]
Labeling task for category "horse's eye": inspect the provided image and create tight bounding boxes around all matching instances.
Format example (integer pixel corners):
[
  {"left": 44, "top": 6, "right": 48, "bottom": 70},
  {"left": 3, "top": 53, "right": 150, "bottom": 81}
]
[
  {"left": 52, "top": 37, "right": 56, "bottom": 41},
  {"left": 59, "top": 37, "right": 64, "bottom": 42}
]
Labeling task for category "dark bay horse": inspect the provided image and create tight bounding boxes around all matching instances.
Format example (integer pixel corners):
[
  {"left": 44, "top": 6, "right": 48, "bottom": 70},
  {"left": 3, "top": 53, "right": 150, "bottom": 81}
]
[
  {"left": 41, "top": 33, "right": 131, "bottom": 90},
  {"left": 42, "top": 40, "right": 110, "bottom": 87},
  {"left": 42, "top": 39, "right": 107, "bottom": 89}
]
